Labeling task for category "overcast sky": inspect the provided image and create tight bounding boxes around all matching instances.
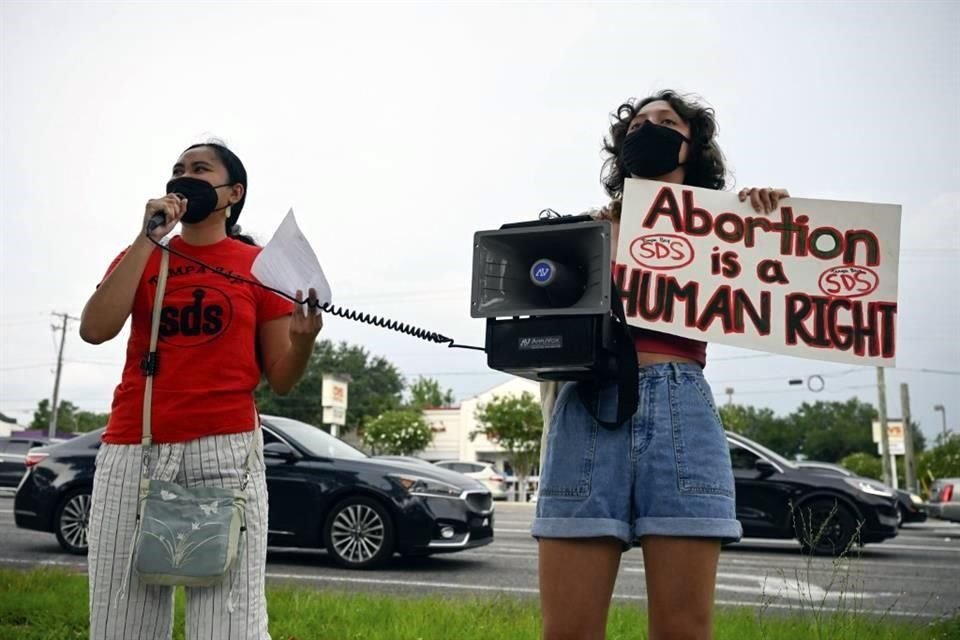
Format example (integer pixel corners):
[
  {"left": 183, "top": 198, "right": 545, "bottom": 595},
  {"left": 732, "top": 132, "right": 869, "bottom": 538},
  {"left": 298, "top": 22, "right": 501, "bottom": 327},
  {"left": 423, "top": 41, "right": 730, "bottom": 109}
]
[{"left": 1, "top": 1, "right": 957, "bottom": 444}]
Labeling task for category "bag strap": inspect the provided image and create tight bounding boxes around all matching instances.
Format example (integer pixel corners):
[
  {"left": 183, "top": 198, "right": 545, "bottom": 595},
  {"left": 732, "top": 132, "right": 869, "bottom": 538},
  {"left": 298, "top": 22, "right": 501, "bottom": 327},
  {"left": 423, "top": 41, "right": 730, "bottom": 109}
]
[
  {"left": 141, "top": 249, "right": 170, "bottom": 449},
  {"left": 576, "top": 278, "right": 639, "bottom": 430}
]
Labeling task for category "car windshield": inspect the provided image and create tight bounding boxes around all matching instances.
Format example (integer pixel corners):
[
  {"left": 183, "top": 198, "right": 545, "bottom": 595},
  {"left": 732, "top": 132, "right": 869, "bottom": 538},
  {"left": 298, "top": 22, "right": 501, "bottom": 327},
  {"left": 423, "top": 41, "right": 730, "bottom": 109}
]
[
  {"left": 264, "top": 416, "right": 367, "bottom": 460},
  {"left": 730, "top": 434, "right": 796, "bottom": 469}
]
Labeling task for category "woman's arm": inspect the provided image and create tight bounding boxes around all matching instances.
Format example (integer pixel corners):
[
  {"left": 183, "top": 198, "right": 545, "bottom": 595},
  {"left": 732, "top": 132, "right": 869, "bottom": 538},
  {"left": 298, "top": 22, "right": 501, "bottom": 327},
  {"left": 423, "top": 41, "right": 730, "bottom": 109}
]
[
  {"left": 79, "top": 236, "right": 156, "bottom": 344},
  {"left": 258, "top": 289, "right": 324, "bottom": 395},
  {"left": 79, "top": 195, "right": 187, "bottom": 344}
]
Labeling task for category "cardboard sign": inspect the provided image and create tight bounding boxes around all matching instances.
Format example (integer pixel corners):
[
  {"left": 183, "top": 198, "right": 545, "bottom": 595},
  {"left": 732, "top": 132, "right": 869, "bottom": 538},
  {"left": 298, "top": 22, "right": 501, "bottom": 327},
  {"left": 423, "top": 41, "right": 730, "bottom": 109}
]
[{"left": 616, "top": 179, "right": 901, "bottom": 365}]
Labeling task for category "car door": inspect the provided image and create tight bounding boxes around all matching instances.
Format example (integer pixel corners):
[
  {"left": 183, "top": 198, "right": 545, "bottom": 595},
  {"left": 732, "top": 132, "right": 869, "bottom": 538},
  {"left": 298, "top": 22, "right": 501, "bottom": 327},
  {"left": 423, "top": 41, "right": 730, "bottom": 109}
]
[
  {"left": 730, "top": 440, "right": 793, "bottom": 535},
  {"left": 262, "top": 426, "right": 335, "bottom": 547}
]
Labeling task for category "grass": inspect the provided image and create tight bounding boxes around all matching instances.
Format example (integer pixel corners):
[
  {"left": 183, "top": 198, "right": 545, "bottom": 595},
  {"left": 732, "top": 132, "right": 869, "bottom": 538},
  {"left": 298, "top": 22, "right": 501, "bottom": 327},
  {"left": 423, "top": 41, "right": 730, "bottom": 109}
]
[{"left": 1, "top": 568, "right": 957, "bottom": 640}]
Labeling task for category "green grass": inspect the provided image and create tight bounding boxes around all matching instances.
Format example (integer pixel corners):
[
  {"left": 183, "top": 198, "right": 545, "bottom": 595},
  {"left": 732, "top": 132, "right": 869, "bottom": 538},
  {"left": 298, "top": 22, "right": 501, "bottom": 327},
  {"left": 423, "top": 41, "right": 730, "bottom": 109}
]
[{"left": 0, "top": 568, "right": 956, "bottom": 640}]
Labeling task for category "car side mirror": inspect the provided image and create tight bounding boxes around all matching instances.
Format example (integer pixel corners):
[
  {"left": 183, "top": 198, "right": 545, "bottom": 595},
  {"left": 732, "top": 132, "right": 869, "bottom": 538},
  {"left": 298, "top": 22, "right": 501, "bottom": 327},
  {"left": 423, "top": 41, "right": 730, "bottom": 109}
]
[
  {"left": 263, "top": 441, "right": 299, "bottom": 461},
  {"left": 754, "top": 459, "right": 777, "bottom": 477}
]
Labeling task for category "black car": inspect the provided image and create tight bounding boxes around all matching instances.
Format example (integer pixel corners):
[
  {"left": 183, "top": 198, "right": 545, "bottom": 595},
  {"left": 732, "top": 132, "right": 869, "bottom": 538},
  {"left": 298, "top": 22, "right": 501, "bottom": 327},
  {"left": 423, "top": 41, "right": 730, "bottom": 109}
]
[
  {"left": 0, "top": 436, "right": 53, "bottom": 488},
  {"left": 14, "top": 416, "right": 494, "bottom": 568},
  {"left": 728, "top": 433, "right": 899, "bottom": 555},
  {"left": 796, "top": 461, "right": 927, "bottom": 526}
]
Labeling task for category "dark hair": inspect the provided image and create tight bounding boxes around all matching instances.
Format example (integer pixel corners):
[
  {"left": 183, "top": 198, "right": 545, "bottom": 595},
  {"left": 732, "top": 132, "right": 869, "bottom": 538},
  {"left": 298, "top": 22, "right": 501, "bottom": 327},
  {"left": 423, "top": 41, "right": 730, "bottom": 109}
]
[
  {"left": 183, "top": 140, "right": 256, "bottom": 246},
  {"left": 601, "top": 90, "right": 727, "bottom": 215}
]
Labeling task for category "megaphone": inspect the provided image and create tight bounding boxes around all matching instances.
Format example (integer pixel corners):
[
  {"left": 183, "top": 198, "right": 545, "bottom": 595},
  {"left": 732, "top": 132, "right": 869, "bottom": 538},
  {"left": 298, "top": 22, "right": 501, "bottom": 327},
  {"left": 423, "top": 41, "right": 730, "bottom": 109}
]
[{"left": 470, "top": 215, "right": 618, "bottom": 381}]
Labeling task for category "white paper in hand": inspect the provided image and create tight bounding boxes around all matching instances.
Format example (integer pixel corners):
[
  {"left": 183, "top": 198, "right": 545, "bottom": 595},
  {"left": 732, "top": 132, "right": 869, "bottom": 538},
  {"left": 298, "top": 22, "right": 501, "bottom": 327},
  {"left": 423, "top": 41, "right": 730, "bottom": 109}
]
[{"left": 252, "top": 209, "right": 331, "bottom": 311}]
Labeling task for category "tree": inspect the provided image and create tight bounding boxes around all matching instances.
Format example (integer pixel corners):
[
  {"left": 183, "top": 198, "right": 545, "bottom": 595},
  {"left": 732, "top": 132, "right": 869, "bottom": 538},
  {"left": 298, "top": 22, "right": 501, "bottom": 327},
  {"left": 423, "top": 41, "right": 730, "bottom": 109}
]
[
  {"left": 408, "top": 377, "right": 455, "bottom": 410},
  {"left": 30, "top": 399, "right": 108, "bottom": 433},
  {"left": 361, "top": 409, "right": 433, "bottom": 455},
  {"left": 718, "top": 404, "right": 797, "bottom": 455},
  {"left": 917, "top": 434, "right": 960, "bottom": 496},
  {"left": 75, "top": 410, "right": 110, "bottom": 433},
  {"left": 839, "top": 452, "right": 883, "bottom": 480},
  {"left": 256, "top": 340, "right": 404, "bottom": 433},
  {"left": 472, "top": 391, "right": 542, "bottom": 502},
  {"left": 787, "top": 398, "right": 878, "bottom": 462}
]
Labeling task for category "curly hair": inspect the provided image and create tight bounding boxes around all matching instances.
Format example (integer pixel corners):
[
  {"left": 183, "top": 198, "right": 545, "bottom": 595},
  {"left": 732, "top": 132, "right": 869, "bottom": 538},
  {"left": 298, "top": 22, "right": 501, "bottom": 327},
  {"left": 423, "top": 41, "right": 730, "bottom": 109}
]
[{"left": 601, "top": 90, "right": 727, "bottom": 216}]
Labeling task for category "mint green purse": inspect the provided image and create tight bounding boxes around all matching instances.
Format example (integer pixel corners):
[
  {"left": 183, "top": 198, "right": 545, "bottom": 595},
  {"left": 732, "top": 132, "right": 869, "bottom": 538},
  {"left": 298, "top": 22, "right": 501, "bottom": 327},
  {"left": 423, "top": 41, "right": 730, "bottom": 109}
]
[{"left": 128, "top": 249, "right": 255, "bottom": 587}]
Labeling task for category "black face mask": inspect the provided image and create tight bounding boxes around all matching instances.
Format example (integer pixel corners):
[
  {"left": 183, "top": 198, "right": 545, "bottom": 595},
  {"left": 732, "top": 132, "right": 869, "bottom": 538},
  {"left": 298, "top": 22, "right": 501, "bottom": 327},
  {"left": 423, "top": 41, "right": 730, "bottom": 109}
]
[
  {"left": 621, "top": 121, "right": 690, "bottom": 179},
  {"left": 165, "top": 176, "right": 232, "bottom": 224}
]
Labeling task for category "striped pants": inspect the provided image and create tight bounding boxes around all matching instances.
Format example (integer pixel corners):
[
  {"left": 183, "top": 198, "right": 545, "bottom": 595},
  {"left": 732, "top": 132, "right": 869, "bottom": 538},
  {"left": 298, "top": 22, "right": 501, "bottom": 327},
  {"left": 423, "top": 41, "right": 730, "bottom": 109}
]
[{"left": 87, "top": 431, "right": 271, "bottom": 640}]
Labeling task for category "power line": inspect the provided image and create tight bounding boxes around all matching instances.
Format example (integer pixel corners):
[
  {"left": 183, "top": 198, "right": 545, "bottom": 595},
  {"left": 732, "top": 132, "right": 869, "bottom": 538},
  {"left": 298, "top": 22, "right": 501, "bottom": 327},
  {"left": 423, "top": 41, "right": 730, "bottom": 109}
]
[
  {"left": 894, "top": 368, "right": 960, "bottom": 376},
  {"left": 0, "top": 363, "right": 56, "bottom": 372}
]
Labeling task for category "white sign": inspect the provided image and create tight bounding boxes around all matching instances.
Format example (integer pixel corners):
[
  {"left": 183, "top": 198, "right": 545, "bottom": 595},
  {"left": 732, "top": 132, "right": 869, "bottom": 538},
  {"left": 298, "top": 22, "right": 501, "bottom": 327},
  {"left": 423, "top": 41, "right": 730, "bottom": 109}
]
[
  {"left": 323, "top": 406, "right": 347, "bottom": 427},
  {"left": 873, "top": 420, "right": 905, "bottom": 456},
  {"left": 252, "top": 209, "right": 332, "bottom": 308},
  {"left": 617, "top": 180, "right": 901, "bottom": 365},
  {"left": 322, "top": 375, "right": 348, "bottom": 409},
  {"left": 322, "top": 374, "right": 349, "bottom": 427}
]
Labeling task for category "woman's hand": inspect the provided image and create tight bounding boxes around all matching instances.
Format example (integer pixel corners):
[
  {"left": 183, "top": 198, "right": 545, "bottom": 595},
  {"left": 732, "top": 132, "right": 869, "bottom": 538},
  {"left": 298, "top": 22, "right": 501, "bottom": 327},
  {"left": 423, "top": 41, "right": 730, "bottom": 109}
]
[
  {"left": 142, "top": 194, "right": 187, "bottom": 241},
  {"left": 593, "top": 198, "right": 622, "bottom": 223},
  {"left": 738, "top": 187, "right": 790, "bottom": 215},
  {"left": 291, "top": 288, "right": 324, "bottom": 349}
]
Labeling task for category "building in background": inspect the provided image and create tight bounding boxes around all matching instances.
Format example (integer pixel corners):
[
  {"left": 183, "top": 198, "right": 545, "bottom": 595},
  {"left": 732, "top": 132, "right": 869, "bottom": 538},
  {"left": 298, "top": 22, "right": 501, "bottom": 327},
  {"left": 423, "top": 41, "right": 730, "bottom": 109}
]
[
  {"left": 421, "top": 377, "right": 540, "bottom": 471},
  {"left": 0, "top": 412, "right": 26, "bottom": 438}
]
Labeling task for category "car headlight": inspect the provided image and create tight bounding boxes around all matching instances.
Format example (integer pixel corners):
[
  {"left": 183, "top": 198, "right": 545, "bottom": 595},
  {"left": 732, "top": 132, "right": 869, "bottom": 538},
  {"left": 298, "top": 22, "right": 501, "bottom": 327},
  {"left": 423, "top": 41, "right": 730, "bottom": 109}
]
[
  {"left": 910, "top": 493, "right": 924, "bottom": 505},
  {"left": 390, "top": 474, "right": 462, "bottom": 498},
  {"left": 843, "top": 477, "right": 894, "bottom": 498}
]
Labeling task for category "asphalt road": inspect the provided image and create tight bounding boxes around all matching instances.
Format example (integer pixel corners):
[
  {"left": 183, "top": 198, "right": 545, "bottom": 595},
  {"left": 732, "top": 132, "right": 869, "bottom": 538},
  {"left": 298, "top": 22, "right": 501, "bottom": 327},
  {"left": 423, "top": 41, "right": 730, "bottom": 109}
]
[{"left": 1, "top": 494, "right": 958, "bottom": 621}]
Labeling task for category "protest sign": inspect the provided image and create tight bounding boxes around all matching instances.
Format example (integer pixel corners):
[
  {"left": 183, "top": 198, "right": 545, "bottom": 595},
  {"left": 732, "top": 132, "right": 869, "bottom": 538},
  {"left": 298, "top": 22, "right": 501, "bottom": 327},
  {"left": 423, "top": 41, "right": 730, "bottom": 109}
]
[{"left": 616, "top": 179, "right": 901, "bottom": 365}]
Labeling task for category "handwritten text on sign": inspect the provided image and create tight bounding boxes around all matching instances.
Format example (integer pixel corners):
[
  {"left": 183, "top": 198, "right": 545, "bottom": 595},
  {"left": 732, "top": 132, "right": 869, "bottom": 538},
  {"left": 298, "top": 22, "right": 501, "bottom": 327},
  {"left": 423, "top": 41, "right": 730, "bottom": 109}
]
[{"left": 616, "top": 179, "right": 901, "bottom": 365}]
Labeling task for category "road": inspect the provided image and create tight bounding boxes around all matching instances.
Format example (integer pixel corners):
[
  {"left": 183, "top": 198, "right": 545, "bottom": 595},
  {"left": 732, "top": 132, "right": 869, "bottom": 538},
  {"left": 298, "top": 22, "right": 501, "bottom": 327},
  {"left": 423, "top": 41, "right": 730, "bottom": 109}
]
[{"left": 1, "top": 494, "right": 958, "bottom": 621}]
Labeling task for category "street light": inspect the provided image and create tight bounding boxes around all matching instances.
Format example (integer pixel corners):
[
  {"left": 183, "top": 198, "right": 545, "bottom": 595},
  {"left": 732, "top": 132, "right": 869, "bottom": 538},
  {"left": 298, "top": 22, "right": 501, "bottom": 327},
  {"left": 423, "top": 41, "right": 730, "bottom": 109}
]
[{"left": 934, "top": 404, "right": 947, "bottom": 438}]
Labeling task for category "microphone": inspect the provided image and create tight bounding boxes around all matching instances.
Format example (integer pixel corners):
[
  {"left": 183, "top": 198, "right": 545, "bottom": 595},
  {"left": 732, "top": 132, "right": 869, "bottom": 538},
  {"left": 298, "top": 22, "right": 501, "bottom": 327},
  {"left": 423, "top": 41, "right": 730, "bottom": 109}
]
[{"left": 145, "top": 212, "right": 166, "bottom": 235}]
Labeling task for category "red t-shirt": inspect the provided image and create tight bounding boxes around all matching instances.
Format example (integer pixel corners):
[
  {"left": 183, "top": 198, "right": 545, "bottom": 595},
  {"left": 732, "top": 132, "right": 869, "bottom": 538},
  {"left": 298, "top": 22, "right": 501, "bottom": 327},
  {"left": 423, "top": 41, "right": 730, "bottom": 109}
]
[{"left": 101, "top": 236, "right": 294, "bottom": 444}]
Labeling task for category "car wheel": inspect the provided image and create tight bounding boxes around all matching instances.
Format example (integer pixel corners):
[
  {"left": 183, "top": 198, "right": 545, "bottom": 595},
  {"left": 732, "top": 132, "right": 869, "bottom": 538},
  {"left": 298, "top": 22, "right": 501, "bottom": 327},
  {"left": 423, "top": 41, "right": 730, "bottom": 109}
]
[
  {"left": 896, "top": 505, "right": 904, "bottom": 528},
  {"left": 323, "top": 496, "right": 394, "bottom": 569},
  {"left": 794, "top": 498, "right": 859, "bottom": 556},
  {"left": 54, "top": 488, "right": 92, "bottom": 555}
]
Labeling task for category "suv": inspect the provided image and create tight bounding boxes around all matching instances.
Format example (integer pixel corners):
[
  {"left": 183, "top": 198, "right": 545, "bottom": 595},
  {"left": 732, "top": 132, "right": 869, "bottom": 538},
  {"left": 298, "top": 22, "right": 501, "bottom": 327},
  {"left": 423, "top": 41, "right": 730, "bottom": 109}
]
[
  {"left": 0, "top": 436, "right": 51, "bottom": 488},
  {"left": 433, "top": 460, "right": 508, "bottom": 500},
  {"left": 729, "top": 433, "right": 899, "bottom": 555},
  {"left": 796, "top": 460, "right": 926, "bottom": 526}
]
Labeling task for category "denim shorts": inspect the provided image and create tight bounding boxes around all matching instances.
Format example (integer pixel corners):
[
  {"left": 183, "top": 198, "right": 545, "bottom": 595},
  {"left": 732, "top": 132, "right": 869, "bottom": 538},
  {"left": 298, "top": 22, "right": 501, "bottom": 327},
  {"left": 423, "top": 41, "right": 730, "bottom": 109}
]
[{"left": 532, "top": 362, "right": 742, "bottom": 548}]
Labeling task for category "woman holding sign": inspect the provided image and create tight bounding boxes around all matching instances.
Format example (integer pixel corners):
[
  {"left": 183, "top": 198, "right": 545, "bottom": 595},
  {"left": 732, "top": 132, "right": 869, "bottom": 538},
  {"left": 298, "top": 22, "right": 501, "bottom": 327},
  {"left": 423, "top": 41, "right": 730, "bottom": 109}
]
[
  {"left": 534, "top": 91, "right": 788, "bottom": 639},
  {"left": 80, "top": 141, "right": 322, "bottom": 640}
]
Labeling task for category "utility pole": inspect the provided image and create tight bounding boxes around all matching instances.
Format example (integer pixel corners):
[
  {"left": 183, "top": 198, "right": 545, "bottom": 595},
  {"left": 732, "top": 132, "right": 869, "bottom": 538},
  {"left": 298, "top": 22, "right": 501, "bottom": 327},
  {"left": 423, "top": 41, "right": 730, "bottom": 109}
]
[
  {"left": 48, "top": 312, "right": 79, "bottom": 439},
  {"left": 725, "top": 387, "right": 734, "bottom": 407},
  {"left": 901, "top": 383, "right": 917, "bottom": 494},
  {"left": 876, "top": 367, "right": 893, "bottom": 487}
]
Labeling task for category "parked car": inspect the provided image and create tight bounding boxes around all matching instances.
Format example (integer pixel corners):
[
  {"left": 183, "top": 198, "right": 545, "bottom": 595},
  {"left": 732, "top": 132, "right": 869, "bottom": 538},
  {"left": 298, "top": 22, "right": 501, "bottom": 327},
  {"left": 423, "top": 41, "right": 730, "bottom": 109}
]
[
  {"left": 433, "top": 460, "right": 508, "bottom": 500},
  {"left": 728, "top": 433, "right": 899, "bottom": 555},
  {"left": 14, "top": 416, "right": 495, "bottom": 568},
  {"left": 928, "top": 478, "right": 960, "bottom": 523},
  {"left": 0, "top": 436, "right": 52, "bottom": 488},
  {"left": 796, "top": 461, "right": 927, "bottom": 526}
]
